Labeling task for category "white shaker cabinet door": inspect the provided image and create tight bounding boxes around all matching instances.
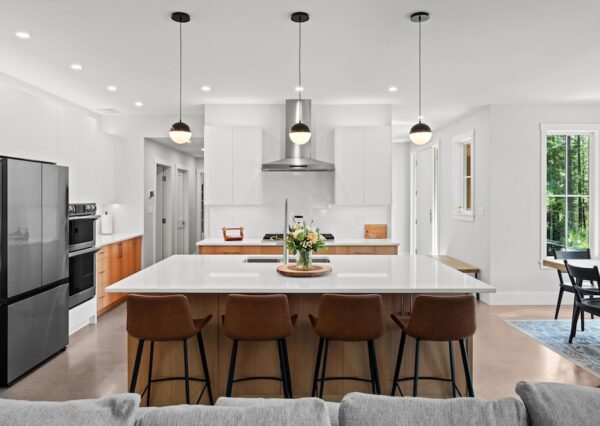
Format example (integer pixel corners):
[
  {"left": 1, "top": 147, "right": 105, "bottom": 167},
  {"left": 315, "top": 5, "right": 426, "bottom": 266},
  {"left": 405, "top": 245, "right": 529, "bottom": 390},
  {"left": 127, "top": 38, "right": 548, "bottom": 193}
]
[
  {"left": 334, "top": 127, "right": 365, "bottom": 205},
  {"left": 204, "top": 126, "right": 233, "bottom": 205},
  {"left": 364, "top": 126, "right": 392, "bottom": 205},
  {"left": 232, "top": 127, "right": 262, "bottom": 204}
]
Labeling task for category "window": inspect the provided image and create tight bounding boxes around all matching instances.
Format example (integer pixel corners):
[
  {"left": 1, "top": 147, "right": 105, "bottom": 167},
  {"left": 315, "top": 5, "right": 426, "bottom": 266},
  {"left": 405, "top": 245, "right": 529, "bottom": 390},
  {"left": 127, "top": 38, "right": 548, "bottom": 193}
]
[
  {"left": 452, "top": 130, "right": 475, "bottom": 221},
  {"left": 545, "top": 133, "right": 590, "bottom": 255},
  {"left": 541, "top": 123, "right": 599, "bottom": 262}
]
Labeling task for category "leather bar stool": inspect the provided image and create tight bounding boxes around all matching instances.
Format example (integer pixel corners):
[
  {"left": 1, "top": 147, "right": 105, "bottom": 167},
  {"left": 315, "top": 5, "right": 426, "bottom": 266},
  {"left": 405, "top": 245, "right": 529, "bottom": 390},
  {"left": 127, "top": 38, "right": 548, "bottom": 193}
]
[
  {"left": 127, "top": 294, "right": 214, "bottom": 405},
  {"left": 309, "top": 294, "right": 385, "bottom": 398},
  {"left": 391, "top": 295, "right": 476, "bottom": 398},
  {"left": 223, "top": 294, "right": 297, "bottom": 398}
]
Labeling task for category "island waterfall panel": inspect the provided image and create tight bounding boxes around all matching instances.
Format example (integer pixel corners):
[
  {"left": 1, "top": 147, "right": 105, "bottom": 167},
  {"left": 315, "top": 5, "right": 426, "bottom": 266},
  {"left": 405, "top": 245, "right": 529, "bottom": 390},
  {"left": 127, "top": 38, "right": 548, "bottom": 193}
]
[{"left": 127, "top": 293, "right": 472, "bottom": 406}]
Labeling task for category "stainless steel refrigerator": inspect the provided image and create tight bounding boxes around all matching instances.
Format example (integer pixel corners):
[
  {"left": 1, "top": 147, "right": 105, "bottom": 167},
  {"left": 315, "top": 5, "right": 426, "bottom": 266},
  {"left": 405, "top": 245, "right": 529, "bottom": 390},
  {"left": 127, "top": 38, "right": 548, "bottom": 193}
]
[{"left": 0, "top": 157, "right": 69, "bottom": 386}]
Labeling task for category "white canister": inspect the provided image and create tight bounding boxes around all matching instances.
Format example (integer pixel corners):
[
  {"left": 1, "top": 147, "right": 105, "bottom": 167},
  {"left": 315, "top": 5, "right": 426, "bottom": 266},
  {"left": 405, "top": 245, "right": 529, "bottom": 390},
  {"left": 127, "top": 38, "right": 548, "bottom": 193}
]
[{"left": 100, "top": 211, "right": 113, "bottom": 235}]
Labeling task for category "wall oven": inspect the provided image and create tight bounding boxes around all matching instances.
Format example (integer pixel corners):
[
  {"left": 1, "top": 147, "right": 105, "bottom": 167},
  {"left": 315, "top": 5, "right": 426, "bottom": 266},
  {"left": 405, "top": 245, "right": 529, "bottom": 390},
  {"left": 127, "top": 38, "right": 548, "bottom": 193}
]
[{"left": 68, "top": 203, "right": 100, "bottom": 308}]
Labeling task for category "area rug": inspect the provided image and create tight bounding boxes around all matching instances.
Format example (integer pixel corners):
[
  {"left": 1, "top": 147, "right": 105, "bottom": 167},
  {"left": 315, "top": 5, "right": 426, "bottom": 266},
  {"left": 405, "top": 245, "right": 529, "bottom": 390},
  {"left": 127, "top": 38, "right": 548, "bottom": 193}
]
[{"left": 506, "top": 319, "right": 600, "bottom": 378}]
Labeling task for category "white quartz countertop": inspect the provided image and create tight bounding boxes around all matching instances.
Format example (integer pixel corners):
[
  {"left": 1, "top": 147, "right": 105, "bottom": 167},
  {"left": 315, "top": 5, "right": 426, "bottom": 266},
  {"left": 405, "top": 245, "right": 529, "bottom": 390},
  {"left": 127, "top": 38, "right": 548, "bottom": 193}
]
[
  {"left": 96, "top": 233, "right": 142, "bottom": 248},
  {"left": 106, "top": 254, "right": 494, "bottom": 294},
  {"left": 196, "top": 238, "right": 400, "bottom": 247}
]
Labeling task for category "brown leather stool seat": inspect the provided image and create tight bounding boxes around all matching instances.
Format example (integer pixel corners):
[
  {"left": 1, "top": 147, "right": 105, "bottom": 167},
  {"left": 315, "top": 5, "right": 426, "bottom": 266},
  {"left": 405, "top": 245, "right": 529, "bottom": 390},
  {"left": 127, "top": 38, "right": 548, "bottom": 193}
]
[
  {"left": 223, "top": 294, "right": 297, "bottom": 398},
  {"left": 127, "top": 294, "right": 213, "bottom": 405},
  {"left": 390, "top": 295, "right": 476, "bottom": 398},
  {"left": 309, "top": 294, "right": 385, "bottom": 397}
]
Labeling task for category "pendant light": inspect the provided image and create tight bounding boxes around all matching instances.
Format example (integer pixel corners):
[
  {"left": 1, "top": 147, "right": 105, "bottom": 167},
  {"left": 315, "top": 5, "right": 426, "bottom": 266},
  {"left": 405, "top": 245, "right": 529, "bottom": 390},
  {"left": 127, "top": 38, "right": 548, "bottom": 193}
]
[
  {"left": 169, "top": 12, "right": 192, "bottom": 144},
  {"left": 409, "top": 12, "right": 432, "bottom": 145},
  {"left": 289, "top": 12, "right": 311, "bottom": 145}
]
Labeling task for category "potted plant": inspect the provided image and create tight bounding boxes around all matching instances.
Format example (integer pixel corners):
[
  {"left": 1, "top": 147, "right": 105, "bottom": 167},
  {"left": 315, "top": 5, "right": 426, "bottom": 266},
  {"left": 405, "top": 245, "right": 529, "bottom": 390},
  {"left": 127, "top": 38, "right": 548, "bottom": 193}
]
[{"left": 285, "top": 221, "right": 327, "bottom": 270}]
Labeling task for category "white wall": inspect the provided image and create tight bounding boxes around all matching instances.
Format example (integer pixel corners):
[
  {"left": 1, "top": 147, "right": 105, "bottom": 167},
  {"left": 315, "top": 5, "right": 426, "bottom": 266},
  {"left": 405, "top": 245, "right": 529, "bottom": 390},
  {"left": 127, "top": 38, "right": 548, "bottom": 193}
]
[
  {"left": 203, "top": 104, "right": 396, "bottom": 242},
  {"left": 391, "top": 142, "right": 411, "bottom": 251},
  {"left": 143, "top": 138, "right": 199, "bottom": 267}
]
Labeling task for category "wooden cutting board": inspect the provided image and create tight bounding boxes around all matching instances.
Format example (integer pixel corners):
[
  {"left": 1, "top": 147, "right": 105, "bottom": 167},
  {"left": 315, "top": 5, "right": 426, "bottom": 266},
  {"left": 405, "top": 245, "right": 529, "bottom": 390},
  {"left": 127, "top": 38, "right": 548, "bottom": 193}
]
[
  {"left": 276, "top": 264, "right": 332, "bottom": 277},
  {"left": 365, "top": 224, "right": 388, "bottom": 239}
]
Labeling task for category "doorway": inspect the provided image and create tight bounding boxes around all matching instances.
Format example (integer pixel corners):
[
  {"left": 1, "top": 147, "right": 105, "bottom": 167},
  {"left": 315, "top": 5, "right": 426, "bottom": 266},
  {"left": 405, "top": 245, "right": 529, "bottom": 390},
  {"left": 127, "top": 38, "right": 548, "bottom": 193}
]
[
  {"left": 155, "top": 163, "right": 172, "bottom": 262},
  {"left": 175, "top": 168, "right": 189, "bottom": 254},
  {"left": 411, "top": 145, "right": 438, "bottom": 255}
]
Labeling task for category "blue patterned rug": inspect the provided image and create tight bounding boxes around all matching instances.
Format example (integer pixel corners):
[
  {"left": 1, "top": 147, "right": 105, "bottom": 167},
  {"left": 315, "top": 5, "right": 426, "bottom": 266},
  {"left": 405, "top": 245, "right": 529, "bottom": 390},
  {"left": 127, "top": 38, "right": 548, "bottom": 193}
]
[{"left": 507, "top": 320, "right": 600, "bottom": 378}]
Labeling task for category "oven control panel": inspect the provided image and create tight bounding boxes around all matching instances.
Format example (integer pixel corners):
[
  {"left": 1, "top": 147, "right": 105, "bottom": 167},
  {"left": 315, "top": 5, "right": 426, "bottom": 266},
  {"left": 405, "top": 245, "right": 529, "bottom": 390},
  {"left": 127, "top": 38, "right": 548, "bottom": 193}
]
[{"left": 68, "top": 203, "right": 97, "bottom": 217}]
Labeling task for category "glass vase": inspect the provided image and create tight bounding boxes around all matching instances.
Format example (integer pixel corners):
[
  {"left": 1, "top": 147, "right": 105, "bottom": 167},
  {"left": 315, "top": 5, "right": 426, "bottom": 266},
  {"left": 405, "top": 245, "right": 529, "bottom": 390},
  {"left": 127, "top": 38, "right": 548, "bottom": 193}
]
[{"left": 297, "top": 250, "right": 313, "bottom": 270}]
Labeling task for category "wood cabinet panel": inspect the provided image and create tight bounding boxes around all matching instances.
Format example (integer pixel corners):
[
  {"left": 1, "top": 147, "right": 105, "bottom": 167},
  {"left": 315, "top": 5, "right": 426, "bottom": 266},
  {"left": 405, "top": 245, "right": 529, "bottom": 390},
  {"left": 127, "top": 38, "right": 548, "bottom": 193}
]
[{"left": 197, "top": 245, "right": 397, "bottom": 255}]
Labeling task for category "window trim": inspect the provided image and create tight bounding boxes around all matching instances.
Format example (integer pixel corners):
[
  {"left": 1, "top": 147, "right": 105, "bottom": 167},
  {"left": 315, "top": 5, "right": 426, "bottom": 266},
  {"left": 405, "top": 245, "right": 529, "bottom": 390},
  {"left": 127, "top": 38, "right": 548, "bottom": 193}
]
[
  {"left": 452, "top": 130, "right": 475, "bottom": 222},
  {"left": 540, "top": 123, "right": 600, "bottom": 267}
]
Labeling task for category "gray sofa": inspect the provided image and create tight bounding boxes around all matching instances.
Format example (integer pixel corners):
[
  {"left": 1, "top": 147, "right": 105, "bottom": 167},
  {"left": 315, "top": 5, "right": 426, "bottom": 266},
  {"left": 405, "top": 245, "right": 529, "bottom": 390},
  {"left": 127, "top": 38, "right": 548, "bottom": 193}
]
[{"left": 1, "top": 382, "right": 599, "bottom": 426}]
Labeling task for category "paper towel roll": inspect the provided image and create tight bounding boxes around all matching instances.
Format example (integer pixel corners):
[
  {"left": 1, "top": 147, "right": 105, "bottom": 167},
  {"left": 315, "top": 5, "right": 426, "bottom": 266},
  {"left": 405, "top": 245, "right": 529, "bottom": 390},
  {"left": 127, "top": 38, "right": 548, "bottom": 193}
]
[{"left": 100, "top": 212, "right": 113, "bottom": 235}]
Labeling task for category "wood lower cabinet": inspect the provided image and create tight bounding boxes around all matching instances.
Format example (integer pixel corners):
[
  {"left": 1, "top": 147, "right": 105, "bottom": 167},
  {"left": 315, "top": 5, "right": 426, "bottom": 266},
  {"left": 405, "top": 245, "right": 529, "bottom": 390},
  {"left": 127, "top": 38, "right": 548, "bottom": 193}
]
[
  {"left": 97, "top": 237, "right": 142, "bottom": 316},
  {"left": 197, "top": 244, "right": 397, "bottom": 255}
]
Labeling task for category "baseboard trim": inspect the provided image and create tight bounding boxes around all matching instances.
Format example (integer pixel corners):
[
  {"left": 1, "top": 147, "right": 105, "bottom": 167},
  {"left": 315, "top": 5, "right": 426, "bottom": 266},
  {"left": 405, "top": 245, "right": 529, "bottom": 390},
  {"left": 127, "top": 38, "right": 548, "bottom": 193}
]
[{"left": 484, "top": 291, "right": 573, "bottom": 306}]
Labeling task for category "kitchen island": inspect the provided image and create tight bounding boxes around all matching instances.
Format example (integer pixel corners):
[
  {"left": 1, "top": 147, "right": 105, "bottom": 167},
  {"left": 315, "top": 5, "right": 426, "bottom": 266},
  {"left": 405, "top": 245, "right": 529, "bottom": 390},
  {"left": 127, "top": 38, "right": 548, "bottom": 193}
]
[{"left": 107, "top": 254, "right": 494, "bottom": 405}]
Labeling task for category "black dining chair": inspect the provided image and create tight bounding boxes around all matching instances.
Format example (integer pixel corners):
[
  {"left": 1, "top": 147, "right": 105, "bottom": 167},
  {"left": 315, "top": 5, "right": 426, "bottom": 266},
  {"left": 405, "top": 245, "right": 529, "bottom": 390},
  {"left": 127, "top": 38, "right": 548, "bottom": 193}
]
[
  {"left": 564, "top": 261, "right": 600, "bottom": 344},
  {"left": 553, "top": 249, "right": 593, "bottom": 327}
]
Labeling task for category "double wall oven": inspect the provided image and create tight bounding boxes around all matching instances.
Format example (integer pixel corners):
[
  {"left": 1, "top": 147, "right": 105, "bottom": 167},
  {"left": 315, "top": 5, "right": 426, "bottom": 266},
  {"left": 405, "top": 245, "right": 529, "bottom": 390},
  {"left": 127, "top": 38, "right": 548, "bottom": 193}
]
[{"left": 68, "top": 203, "right": 99, "bottom": 308}]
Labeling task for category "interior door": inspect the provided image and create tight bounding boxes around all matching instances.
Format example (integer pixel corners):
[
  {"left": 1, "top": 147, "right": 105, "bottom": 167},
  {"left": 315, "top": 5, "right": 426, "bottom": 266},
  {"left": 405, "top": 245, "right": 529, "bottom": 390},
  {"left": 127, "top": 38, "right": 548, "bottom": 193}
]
[
  {"left": 415, "top": 148, "right": 434, "bottom": 255},
  {"left": 155, "top": 166, "right": 166, "bottom": 262},
  {"left": 176, "top": 170, "right": 186, "bottom": 254}
]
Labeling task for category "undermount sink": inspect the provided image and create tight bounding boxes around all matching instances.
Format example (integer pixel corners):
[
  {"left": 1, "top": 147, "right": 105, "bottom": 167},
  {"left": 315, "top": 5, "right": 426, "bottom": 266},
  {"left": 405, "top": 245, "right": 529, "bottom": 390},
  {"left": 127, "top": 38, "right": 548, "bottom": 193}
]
[{"left": 244, "top": 256, "right": 331, "bottom": 264}]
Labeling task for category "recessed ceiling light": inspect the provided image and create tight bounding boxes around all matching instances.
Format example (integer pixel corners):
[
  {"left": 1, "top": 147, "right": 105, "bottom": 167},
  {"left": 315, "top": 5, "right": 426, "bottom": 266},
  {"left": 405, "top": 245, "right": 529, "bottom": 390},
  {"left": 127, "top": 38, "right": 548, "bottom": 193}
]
[
  {"left": 388, "top": 86, "right": 398, "bottom": 92},
  {"left": 70, "top": 63, "right": 83, "bottom": 71},
  {"left": 107, "top": 85, "right": 117, "bottom": 92},
  {"left": 201, "top": 85, "right": 211, "bottom": 92},
  {"left": 201, "top": 148, "right": 205, "bottom": 152},
  {"left": 15, "top": 31, "right": 31, "bottom": 40},
  {"left": 295, "top": 86, "right": 304, "bottom": 92},
  {"left": 134, "top": 101, "right": 143, "bottom": 107}
]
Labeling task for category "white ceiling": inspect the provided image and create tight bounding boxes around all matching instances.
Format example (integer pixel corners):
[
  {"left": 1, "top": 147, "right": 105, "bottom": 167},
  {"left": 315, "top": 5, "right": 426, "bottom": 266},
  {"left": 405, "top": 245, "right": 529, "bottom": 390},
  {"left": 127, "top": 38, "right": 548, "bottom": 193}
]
[
  {"left": 147, "top": 137, "right": 204, "bottom": 158},
  {"left": 2, "top": 0, "right": 600, "bottom": 137}
]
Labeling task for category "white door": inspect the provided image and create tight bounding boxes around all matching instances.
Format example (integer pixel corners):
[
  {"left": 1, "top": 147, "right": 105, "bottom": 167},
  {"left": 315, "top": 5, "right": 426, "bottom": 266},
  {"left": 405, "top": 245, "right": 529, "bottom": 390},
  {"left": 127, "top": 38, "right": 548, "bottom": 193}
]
[
  {"left": 415, "top": 148, "right": 434, "bottom": 255},
  {"left": 176, "top": 170, "right": 188, "bottom": 254},
  {"left": 155, "top": 165, "right": 172, "bottom": 262}
]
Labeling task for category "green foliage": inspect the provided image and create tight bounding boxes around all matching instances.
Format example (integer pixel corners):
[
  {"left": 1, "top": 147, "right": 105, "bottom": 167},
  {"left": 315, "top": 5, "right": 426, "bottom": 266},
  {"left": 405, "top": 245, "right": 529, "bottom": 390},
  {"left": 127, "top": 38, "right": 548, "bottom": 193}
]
[{"left": 285, "top": 221, "right": 328, "bottom": 255}]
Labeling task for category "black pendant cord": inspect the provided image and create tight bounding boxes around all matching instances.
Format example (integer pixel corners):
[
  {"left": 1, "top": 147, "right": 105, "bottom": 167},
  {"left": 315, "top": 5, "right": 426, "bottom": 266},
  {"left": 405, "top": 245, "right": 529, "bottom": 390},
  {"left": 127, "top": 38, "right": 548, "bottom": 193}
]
[
  {"left": 418, "top": 17, "right": 422, "bottom": 124},
  {"left": 298, "top": 19, "right": 303, "bottom": 122},
  {"left": 179, "top": 20, "right": 183, "bottom": 123}
]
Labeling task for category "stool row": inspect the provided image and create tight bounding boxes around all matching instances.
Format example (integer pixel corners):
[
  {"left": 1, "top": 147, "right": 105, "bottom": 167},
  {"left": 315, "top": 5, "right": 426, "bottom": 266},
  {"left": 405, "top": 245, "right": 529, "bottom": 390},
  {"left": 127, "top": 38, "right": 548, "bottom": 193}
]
[{"left": 127, "top": 293, "right": 477, "bottom": 404}]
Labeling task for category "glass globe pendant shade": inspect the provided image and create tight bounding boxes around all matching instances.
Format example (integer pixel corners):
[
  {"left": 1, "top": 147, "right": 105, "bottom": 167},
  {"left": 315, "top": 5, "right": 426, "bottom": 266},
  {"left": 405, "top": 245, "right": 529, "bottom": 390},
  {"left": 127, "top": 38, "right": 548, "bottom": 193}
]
[
  {"left": 289, "top": 121, "right": 311, "bottom": 145},
  {"left": 409, "top": 121, "right": 432, "bottom": 145},
  {"left": 169, "top": 121, "right": 192, "bottom": 144}
]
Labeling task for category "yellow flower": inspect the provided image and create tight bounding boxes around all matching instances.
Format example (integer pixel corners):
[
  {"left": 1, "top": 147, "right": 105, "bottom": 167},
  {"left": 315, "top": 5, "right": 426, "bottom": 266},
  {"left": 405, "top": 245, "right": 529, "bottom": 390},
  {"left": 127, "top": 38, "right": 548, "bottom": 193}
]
[{"left": 308, "top": 232, "right": 318, "bottom": 243}]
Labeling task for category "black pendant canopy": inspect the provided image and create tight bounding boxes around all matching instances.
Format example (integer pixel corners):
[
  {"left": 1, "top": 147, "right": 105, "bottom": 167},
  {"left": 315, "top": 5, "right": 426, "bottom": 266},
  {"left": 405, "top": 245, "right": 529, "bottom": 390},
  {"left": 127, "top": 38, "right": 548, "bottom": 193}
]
[
  {"left": 169, "top": 12, "right": 192, "bottom": 144},
  {"left": 408, "top": 11, "right": 433, "bottom": 145}
]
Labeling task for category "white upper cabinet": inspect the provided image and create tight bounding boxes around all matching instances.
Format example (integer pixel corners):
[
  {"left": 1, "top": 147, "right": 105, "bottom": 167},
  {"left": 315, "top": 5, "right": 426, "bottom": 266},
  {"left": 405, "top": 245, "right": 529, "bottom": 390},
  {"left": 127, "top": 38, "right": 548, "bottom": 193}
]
[
  {"left": 204, "top": 126, "right": 262, "bottom": 205},
  {"left": 334, "top": 126, "right": 391, "bottom": 205},
  {"left": 95, "top": 131, "right": 122, "bottom": 206}
]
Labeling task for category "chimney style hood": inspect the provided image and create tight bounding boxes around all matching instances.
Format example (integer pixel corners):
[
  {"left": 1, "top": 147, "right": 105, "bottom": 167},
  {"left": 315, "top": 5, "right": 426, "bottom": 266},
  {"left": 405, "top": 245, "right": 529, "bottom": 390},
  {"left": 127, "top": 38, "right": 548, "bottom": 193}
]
[{"left": 262, "top": 100, "right": 335, "bottom": 172}]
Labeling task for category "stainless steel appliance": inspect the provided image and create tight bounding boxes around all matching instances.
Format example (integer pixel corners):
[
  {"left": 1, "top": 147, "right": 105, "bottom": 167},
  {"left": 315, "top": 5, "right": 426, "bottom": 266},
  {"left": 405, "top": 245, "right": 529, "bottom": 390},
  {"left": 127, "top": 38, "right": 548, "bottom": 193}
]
[
  {"left": 0, "top": 157, "right": 69, "bottom": 386},
  {"left": 68, "top": 203, "right": 99, "bottom": 308}
]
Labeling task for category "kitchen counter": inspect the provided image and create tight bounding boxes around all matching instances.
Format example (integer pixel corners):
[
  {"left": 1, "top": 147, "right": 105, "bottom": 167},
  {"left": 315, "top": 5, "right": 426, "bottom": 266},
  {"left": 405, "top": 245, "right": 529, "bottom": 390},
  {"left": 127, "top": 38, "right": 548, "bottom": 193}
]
[
  {"left": 96, "top": 233, "right": 143, "bottom": 248},
  {"left": 107, "top": 253, "right": 492, "bottom": 294},
  {"left": 196, "top": 238, "right": 400, "bottom": 247}
]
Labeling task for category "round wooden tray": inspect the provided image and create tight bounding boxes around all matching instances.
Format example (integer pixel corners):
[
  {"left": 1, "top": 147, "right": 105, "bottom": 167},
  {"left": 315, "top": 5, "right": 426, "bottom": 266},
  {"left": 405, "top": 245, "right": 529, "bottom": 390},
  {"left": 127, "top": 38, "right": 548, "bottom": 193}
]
[{"left": 276, "top": 263, "right": 332, "bottom": 277}]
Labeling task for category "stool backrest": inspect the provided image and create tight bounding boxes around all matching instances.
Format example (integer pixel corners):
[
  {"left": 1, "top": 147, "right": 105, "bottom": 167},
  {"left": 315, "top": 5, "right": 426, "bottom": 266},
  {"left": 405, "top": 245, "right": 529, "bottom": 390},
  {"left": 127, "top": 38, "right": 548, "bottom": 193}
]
[
  {"left": 127, "top": 294, "right": 197, "bottom": 341},
  {"left": 406, "top": 295, "right": 476, "bottom": 341},
  {"left": 315, "top": 294, "right": 384, "bottom": 341},
  {"left": 223, "top": 294, "right": 293, "bottom": 341},
  {"left": 564, "top": 261, "right": 600, "bottom": 301}
]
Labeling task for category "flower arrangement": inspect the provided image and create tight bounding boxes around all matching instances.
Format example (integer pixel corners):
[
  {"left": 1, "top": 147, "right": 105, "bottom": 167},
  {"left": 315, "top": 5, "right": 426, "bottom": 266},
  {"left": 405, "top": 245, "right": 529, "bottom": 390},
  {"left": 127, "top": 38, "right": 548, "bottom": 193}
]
[{"left": 285, "top": 221, "right": 327, "bottom": 270}]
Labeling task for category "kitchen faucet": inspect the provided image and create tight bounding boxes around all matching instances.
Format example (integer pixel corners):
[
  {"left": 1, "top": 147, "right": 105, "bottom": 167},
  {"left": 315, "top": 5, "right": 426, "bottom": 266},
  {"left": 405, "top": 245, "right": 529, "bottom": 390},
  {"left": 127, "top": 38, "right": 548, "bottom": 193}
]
[{"left": 283, "top": 198, "right": 289, "bottom": 264}]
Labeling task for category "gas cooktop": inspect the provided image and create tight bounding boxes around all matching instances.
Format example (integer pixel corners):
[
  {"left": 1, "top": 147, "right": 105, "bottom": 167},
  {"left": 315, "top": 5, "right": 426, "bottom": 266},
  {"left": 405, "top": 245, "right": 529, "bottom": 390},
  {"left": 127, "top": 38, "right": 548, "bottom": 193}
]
[{"left": 263, "top": 233, "right": 335, "bottom": 241}]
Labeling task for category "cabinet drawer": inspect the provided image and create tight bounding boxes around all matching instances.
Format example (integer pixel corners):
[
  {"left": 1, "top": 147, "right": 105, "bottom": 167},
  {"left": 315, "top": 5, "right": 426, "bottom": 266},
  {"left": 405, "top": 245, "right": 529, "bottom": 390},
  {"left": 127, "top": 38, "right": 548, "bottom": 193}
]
[
  {"left": 344, "top": 246, "right": 377, "bottom": 255},
  {"left": 96, "top": 247, "right": 108, "bottom": 261},
  {"left": 213, "top": 246, "right": 245, "bottom": 255}
]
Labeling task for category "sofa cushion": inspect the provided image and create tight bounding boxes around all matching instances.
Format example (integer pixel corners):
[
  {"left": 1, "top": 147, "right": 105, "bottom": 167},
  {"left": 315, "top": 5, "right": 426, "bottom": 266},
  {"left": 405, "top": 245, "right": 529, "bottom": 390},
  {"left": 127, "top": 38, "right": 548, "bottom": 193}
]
[
  {"left": 339, "top": 393, "right": 527, "bottom": 426},
  {"left": 216, "top": 397, "right": 337, "bottom": 426},
  {"left": 0, "top": 393, "right": 140, "bottom": 426},
  {"left": 516, "top": 381, "right": 600, "bottom": 426},
  {"left": 136, "top": 398, "right": 331, "bottom": 426}
]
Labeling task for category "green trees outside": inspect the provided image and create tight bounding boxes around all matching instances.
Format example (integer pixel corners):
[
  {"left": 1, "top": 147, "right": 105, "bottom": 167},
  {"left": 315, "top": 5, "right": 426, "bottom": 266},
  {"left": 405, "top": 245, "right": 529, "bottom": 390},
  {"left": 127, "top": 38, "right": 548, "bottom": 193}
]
[{"left": 546, "top": 134, "right": 589, "bottom": 255}]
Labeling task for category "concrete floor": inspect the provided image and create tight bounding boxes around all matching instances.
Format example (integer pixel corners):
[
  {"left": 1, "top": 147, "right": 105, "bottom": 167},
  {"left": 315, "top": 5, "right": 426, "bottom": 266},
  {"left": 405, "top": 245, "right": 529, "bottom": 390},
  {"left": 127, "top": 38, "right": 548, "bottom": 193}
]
[{"left": 0, "top": 301, "right": 598, "bottom": 401}]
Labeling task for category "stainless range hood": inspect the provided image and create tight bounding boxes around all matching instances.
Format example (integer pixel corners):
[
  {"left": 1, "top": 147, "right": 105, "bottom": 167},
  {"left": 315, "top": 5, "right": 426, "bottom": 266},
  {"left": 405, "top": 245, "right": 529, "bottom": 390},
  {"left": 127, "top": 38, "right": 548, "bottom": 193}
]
[{"left": 262, "top": 100, "right": 335, "bottom": 172}]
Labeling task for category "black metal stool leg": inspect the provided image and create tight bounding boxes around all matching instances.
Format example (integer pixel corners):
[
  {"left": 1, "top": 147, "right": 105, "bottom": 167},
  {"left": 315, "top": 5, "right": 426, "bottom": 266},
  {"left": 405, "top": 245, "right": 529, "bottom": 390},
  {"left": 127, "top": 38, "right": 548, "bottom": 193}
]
[
  {"left": 226, "top": 340, "right": 238, "bottom": 397},
  {"left": 459, "top": 339, "right": 474, "bottom": 397},
  {"left": 281, "top": 339, "right": 293, "bottom": 398},
  {"left": 130, "top": 339, "right": 144, "bottom": 393},
  {"left": 197, "top": 332, "right": 214, "bottom": 405},
  {"left": 183, "top": 339, "right": 190, "bottom": 404},
  {"left": 413, "top": 339, "right": 420, "bottom": 397},
  {"left": 448, "top": 341, "right": 456, "bottom": 397},
  {"left": 312, "top": 337, "right": 324, "bottom": 397},
  {"left": 147, "top": 341, "right": 154, "bottom": 406},
  {"left": 391, "top": 332, "right": 406, "bottom": 396},
  {"left": 277, "top": 340, "right": 290, "bottom": 398},
  {"left": 368, "top": 340, "right": 381, "bottom": 394},
  {"left": 367, "top": 341, "right": 376, "bottom": 394},
  {"left": 319, "top": 339, "right": 330, "bottom": 399}
]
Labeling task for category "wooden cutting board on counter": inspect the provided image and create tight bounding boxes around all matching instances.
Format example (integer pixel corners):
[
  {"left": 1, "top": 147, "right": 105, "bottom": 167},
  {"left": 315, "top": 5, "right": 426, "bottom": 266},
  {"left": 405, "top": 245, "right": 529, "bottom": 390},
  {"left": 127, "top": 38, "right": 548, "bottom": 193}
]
[{"left": 364, "top": 224, "right": 388, "bottom": 239}]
